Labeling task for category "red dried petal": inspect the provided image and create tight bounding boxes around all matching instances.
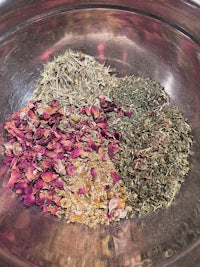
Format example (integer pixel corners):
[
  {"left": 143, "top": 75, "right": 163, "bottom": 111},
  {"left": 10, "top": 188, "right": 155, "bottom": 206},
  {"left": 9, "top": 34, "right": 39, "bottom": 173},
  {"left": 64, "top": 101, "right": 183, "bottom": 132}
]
[
  {"left": 99, "top": 96, "right": 107, "bottom": 108},
  {"left": 70, "top": 148, "right": 82, "bottom": 158},
  {"left": 113, "top": 132, "right": 121, "bottom": 140},
  {"left": 53, "top": 195, "right": 61, "bottom": 206},
  {"left": 13, "top": 127, "right": 25, "bottom": 140},
  {"left": 101, "top": 154, "right": 107, "bottom": 161},
  {"left": 88, "top": 139, "right": 98, "bottom": 151},
  {"left": 67, "top": 164, "right": 75, "bottom": 175},
  {"left": 97, "top": 122, "right": 107, "bottom": 129},
  {"left": 45, "top": 150, "right": 56, "bottom": 158},
  {"left": 15, "top": 182, "right": 27, "bottom": 189},
  {"left": 110, "top": 171, "right": 121, "bottom": 183},
  {"left": 23, "top": 194, "right": 35, "bottom": 206},
  {"left": 28, "top": 110, "right": 38, "bottom": 120},
  {"left": 17, "top": 160, "right": 31, "bottom": 170},
  {"left": 35, "top": 179, "right": 45, "bottom": 189},
  {"left": 101, "top": 129, "right": 112, "bottom": 138},
  {"left": 24, "top": 186, "right": 33, "bottom": 195},
  {"left": 91, "top": 105, "right": 100, "bottom": 119},
  {"left": 26, "top": 167, "right": 36, "bottom": 181},
  {"left": 77, "top": 188, "right": 87, "bottom": 194},
  {"left": 7, "top": 170, "right": 21, "bottom": 188},
  {"left": 108, "top": 142, "right": 119, "bottom": 159},
  {"left": 43, "top": 129, "right": 51, "bottom": 138},
  {"left": 41, "top": 158, "right": 52, "bottom": 169},
  {"left": 41, "top": 171, "right": 58, "bottom": 182},
  {"left": 90, "top": 167, "right": 97, "bottom": 178},
  {"left": 53, "top": 180, "right": 63, "bottom": 188},
  {"left": 52, "top": 159, "right": 66, "bottom": 175},
  {"left": 10, "top": 157, "right": 18, "bottom": 169},
  {"left": 60, "top": 139, "right": 73, "bottom": 151},
  {"left": 79, "top": 107, "right": 91, "bottom": 116},
  {"left": 50, "top": 100, "right": 59, "bottom": 108},
  {"left": 44, "top": 105, "right": 57, "bottom": 115},
  {"left": 107, "top": 213, "right": 113, "bottom": 219},
  {"left": 117, "top": 107, "right": 123, "bottom": 116},
  {"left": 16, "top": 189, "right": 23, "bottom": 194},
  {"left": 124, "top": 110, "right": 133, "bottom": 117},
  {"left": 48, "top": 206, "right": 58, "bottom": 215}
]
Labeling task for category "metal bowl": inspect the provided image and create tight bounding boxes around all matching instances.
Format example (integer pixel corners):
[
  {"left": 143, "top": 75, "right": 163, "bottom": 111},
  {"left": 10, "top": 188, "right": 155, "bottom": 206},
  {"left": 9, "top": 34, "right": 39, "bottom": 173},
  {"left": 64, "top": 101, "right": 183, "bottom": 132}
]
[{"left": 0, "top": 1, "right": 200, "bottom": 266}]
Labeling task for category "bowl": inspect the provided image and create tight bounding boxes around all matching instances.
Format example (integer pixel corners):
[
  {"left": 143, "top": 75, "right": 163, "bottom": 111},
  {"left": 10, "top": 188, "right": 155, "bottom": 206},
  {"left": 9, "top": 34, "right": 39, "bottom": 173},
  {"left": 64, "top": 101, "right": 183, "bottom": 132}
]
[{"left": 0, "top": 1, "right": 200, "bottom": 266}]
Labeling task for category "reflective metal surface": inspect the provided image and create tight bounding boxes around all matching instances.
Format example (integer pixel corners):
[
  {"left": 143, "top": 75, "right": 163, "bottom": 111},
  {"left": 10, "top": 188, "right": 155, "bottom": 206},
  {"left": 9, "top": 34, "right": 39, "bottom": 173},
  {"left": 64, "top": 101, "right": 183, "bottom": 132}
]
[{"left": 0, "top": 1, "right": 200, "bottom": 266}]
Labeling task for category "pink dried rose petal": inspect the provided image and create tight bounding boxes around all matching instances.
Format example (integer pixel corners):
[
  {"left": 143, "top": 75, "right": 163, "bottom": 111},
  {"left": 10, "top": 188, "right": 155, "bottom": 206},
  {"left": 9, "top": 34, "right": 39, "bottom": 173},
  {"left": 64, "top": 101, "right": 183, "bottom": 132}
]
[
  {"left": 53, "top": 195, "right": 61, "bottom": 206},
  {"left": 43, "top": 112, "right": 50, "bottom": 120},
  {"left": 7, "top": 170, "right": 21, "bottom": 188},
  {"left": 35, "top": 128, "right": 45, "bottom": 139},
  {"left": 124, "top": 110, "right": 133, "bottom": 117},
  {"left": 23, "top": 194, "right": 35, "bottom": 206},
  {"left": 12, "top": 127, "right": 25, "bottom": 140},
  {"left": 42, "top": 205, "right": 48, "bottom": 213},
  {"left": 15, "top": 182, "right": 27, "bottom": 189},
  {"left": 107, "top": 213, "right": 113, "bottom": 220},
  {"left": 117, "top": 107, "right": 123, "bottom": 116},
  {"left": 16, "top": 189, "right": 23, "bottom": 194},
  {"left": 110, "top": 171, "right": 121, "bottom": 183},
  {"left": 41, "top": 158, "right": 52, "bottom": 169},
  {"left": 3, "top": 156, "right": 12, "bottom": 165},
  {"left": 53, "top": 180, "right": 63, "bottom": 189},
  {"left": 52, "top": 159, "right": 66, "bottom": 175},
  {"left": 24, "top": 186, "right": 33, "bottom": 195},
  {"left": 97, "top": 122, "right": 107, "bottom": 129},
  {"left": 60, "top": 139, "right": 73, "bottom": 150},
  {"left": 77, "top": 188, "right": 87, "bottom": 194},
  {"left": 99, "top": 95, "right": 108, "bottom": 108},
  {"left": 70, "top": 148, "right": 82, "bottom": 158},
  {"left": 36, "top": 146, "right": 46, "bottom": 155},
  {"left": 26, "top": 167, "right": 36, "bottom": 181},
  {"left": 91, "top": 105, "right": 100, "bottom": 119},
  {"left": 10, "top": 157, "right": 18, "bottom": 169},
  {"left": 90, "top": 167, "right": 97, "bottom": 178},
  {"left": 84, "top": 107, "right": 91, "bottom": 116},
  {"left": 44, "top": 105, "right": 57, "bottom": 115},
  {"left": 48, "top": 206, "right": 58, "bottom": 215},
  {"left": 17, "top": 160, "right": 31, "bottom": 169},
  {"left": 35, "top": 179, "right": 45, "bottom": 189},
  {"left": 101, "top": 154, "right": 107, "bottom": 161},
  {"left": 108, "top": 142, "right": 119, "bottom": 159},
  {"left": 88, "top": 139, "right": 98, "bottom": 151},
  {"left": 45, "top": 150, "right": 57, "bottom": 158},
  {"left": 113, "top": 132, "right": 121, "bottom": 140},
  {"left": 67, "top": 164, "right": 76, "bottom": 175},
  {"left": 100, "top": 129, "right": 112, "bottom": 138},
  {"left": 28, "top": 110, "right": 38, "bottom": 120},
  {"left": 41, "top": 171, "right": 58, "bottom": 182}
]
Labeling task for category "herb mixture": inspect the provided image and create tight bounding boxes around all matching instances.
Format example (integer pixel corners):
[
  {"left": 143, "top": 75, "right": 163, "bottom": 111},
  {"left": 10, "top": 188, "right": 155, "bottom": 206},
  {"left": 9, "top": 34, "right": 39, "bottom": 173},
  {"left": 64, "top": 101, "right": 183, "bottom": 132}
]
[{"left": 3, "top": 50, "right": 192, "bottom": 227}]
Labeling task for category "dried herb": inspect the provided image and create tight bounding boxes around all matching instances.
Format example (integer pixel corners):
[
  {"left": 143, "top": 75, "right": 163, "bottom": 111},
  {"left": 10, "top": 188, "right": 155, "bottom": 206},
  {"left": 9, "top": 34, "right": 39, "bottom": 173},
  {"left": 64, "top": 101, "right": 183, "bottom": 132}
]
[
  {"left": 109, "top": 76, "right": 192, "bottom": 216},
  {"left": 3, "top": 49, "right": 193, "bottom": 226},
  {"left": 32, "top": 49, "right": 118, "bottom": 113},
  {"left": 3, "top": 99, "right": 133, "bottom": 227}
]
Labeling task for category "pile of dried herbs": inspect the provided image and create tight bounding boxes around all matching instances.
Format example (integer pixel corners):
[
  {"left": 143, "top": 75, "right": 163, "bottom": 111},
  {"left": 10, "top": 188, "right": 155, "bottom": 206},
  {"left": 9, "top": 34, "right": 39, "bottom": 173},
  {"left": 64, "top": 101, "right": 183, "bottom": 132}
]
[
  {"left": 3, "top": 49, "right": 192, "bottom": 226},
  {"left": 109, "top": 77, "right": 192, "bottom": 216}
]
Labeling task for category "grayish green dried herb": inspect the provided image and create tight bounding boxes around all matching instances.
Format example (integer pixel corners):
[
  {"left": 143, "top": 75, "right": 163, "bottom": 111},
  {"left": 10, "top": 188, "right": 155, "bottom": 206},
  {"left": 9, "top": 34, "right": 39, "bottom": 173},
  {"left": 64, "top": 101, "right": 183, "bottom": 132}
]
[
  {"left": 109, "top": 76, "right": 192, "bottom": 216},
  {"left": 32, "top": 49, "right": 118, "bottom": 113}
]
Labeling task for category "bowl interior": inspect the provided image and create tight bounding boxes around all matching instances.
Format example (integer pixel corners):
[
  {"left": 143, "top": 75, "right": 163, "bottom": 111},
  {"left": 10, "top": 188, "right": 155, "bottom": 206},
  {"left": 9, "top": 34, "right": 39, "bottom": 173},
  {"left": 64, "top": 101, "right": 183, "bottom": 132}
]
[{"left": 0, "top": 1, "right": 200, "bottom": 267}]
